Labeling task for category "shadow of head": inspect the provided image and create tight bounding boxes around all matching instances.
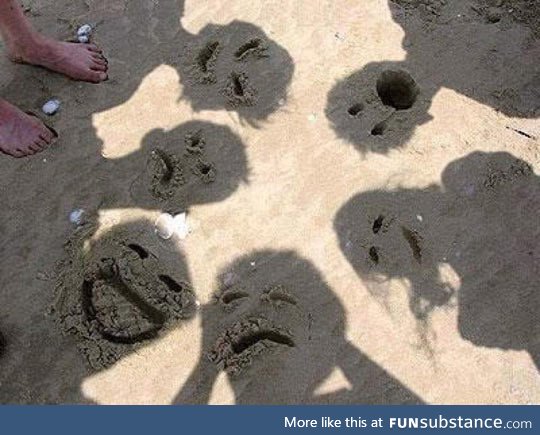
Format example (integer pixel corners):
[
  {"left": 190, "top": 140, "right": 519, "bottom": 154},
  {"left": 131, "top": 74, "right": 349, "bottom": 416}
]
[
  {"left": 387, "top": 0, "right": 540, "bottom": 119},
  {"left": 335, "top": 150, "right": 539, "bottom": 367},
  {"left": 127, "top": 120, "right": 249, "bottom": 213},
  {"left": 325, "top": 62, "right": 432, "bottom": 155},
  {"left": 108, "top": 1, "right": 294, "bottom": 124},
  {"left": 177, "top": 20, "right": 294, "bottom": 126},
  {"left": 203, "top": 250, "right": 344, "bottom": 389},
  {"left": 440, "top": 151, "right": 540, "bottom": 367},
  {"left": 50, "top": 217, "right": 197, "bottom": 370},
  {"left": 177, "top": 250, "right": 423, "bottom": 404},
  {"left": 334, "top": 186, "right": 453, "bottom": 322}
]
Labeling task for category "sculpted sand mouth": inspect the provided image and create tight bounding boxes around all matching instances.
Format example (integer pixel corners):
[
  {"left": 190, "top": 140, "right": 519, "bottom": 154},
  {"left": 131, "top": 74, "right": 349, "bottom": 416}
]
[{"left": 209, "top": 317, "right": 295, "bottom": 376}]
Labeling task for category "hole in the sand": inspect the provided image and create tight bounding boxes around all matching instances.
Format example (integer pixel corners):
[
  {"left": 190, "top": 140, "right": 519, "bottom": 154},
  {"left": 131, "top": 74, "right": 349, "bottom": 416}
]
[
  {"left": 221, "top": 291, "right": 249, "bottom": 304},
  {"left": 158, "top": 275, "right": 187, "bottom": 293},
  {"left": 127, "top": 244, "right": 149, "bottom": 259},
  {"left": 347, "top": 103, "right": 364, "bottom": 117},
  {"left": 231, "top": 73, "right": 245, "bottom": 97},
  {"left": 235, "top": 38, "right": 266, "bottom": 60},
  {"left": 376, "top": 70, "right": 419, "bottom": 110},
  {"left": 372, "top": 215, "right": 385, "bottom": 234},
  {"left": 197, "top": 41, "right": 220, "bottom": 73},
  {"left": 371, "top": 120, "right": 388, "bottom": 136},
  {"left": 98, "top": 258, "right": 118, "bottom": 279},
  {"left": 200, "top": 164, "right": 212, "bottom": 175},
  {"left": 193, "top": 159, "right": 216, "bottom": 183},
  {"left": 401, "top": 226, "right": 422, "bottom": 263},
  {"left": 369, "top": 246, "right": 380, "bottom": 264},
  {"left": 185, "top": 131, "right": 205, "bottom": 152},
  {"left": 232, "top": 330, "right": 295, "bottom": 354}
]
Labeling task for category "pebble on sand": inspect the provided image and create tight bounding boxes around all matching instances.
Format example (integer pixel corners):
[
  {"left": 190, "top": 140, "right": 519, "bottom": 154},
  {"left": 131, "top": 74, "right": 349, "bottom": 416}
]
[{"left": 42, "top": 99, "right": 60, "bottom": 116}]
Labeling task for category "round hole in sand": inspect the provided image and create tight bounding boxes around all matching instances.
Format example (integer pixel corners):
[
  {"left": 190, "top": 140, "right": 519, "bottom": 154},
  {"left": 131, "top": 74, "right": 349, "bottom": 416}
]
[
  {"left": 376, "top": 69, "right": 419, "bottom": 110},
  {"left": 347, "top": 102, "right": 364, "bottom": 117}
]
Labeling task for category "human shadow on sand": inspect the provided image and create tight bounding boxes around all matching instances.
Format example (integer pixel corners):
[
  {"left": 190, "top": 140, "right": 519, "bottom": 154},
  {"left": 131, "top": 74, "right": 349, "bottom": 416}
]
[
  {"left": 50, "top": 218, "right": 197, "bottom": 370},
  {"left": 0, "top": 117, "right": 249, "bottom": 402},
  {"left": 174, "top": 250, "right": 423, "bottom": 404},
  {"left": 325, "top": 0, "right": 540, "bottom": 154},
  {"left": 0, "top": 217, "right": 194, "bottom": 403},
  {"left": 0, "top": 0, "right": 290, "bottom": 402},
  {"left": 1, "top": 0, "right": 294, "bottom": 130},
  {"left": 334, "top": 151, "right": 539, "bottom": 369}
]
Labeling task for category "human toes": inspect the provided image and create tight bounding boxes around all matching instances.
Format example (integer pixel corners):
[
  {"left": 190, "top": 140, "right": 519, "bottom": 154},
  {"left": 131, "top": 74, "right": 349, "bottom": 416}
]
[
  {"left": 85, "top": 44, "right": 103, "bottom": 54},
  {"left": 90, "top": 59, "right": 108, "bottom": 72},
  {"left": 87, "top": 70, "right": 108, "bottom": 83}
]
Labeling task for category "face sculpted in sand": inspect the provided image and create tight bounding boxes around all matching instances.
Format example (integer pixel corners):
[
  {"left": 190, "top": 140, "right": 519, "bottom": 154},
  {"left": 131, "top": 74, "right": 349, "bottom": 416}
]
[
  {"left": 127, "top": 121, "right": 249, "bottom": 212},
  {"left": 174, "top": 251, "right": 423, "bottom": 404},
  {"left": 335, "top": 151, "right": 540, "bottom": 368},
  {"left": 51, "top": 220, "right": 197, "bottom": 369},
  {"left": 325, "top": 0, "right": 539, "bottom": 155}
]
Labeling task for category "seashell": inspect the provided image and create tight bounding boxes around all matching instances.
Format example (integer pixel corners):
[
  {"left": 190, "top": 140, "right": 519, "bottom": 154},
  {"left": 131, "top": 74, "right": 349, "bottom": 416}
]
[
  {"left": 173, "top": 213, "right": 189, "bottom": 239},
  {"left": 154, "top": 213, "right": 175, "bottom": 240},
  {"left": 77, "top": 24, "right": 92, "bottom": 37},
  {"left": 69, "top": 208, "right": 85, "bottom": 225},
  {"left": 42, "top": 99, "right": 60, "bottom": 115}
]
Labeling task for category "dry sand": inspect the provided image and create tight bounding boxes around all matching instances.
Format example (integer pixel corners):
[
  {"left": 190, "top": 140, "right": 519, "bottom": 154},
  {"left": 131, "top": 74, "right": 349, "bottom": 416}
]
[{"left": 0, "top": 0, "right": 539, "bottom": 404}]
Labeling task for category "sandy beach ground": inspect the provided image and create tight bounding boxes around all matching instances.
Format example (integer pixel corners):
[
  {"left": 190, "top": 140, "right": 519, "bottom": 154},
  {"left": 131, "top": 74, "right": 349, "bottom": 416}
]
[{"left": 0, "top": 0, "right": 539, "bottom": 404}]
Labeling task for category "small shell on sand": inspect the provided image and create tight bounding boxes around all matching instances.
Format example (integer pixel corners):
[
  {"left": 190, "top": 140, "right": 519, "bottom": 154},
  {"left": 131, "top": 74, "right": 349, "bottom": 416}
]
[
  {"left": 77, "top": 35, "right": 89, "bottom": 43},
  {"left": 173, "top": 213, "right": 189, "bottom": 240},
  {"left": 69, "top": 208, "right": 85, "bottom": 225},
  {"left": 155, "top": 213, "right": 190, "bottom": 240},
  {"left": 155, "top": 213, "right": 175, "bottom": 239},
  {"left": 42, "top": 99, "right": 60, "bottom": 115},
  {"left": 77, "top": 24, "right": 92, "bottom": 37}
]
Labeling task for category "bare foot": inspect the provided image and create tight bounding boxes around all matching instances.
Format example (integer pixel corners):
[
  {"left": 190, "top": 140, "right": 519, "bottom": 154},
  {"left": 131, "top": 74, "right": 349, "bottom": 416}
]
[
  {"left": 8, "top": 36, "right": 108, "bottom": 83},
  {"left": 0, "top": 99, "right": 57, "bottom": 158}
]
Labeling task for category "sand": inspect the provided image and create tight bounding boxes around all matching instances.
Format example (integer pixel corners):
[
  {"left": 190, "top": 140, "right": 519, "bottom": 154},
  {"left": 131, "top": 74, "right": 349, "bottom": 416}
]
[{"left": 0, "top": 0, "right": 538, "bottom": 404}]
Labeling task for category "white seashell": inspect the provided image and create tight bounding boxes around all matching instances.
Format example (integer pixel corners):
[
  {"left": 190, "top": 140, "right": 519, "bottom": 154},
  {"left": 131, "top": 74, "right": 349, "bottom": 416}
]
[
  {"left": 155, "top": 213, "right": 175, "bottom": 240},
  {"left": 69, "top": 209, "right": 85, "bottom": 225},
  {"left": 173, "top": 213, "right": 189, "bottom": 240},
  {"left": 77, "top": 24, "right": 92, "bottom": 37},
  {"left": 77, "top": 35, "right": 89, "bottom": 44},
  {"left": 42, "top": 99, "right": 60, "bottom": 115}
]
